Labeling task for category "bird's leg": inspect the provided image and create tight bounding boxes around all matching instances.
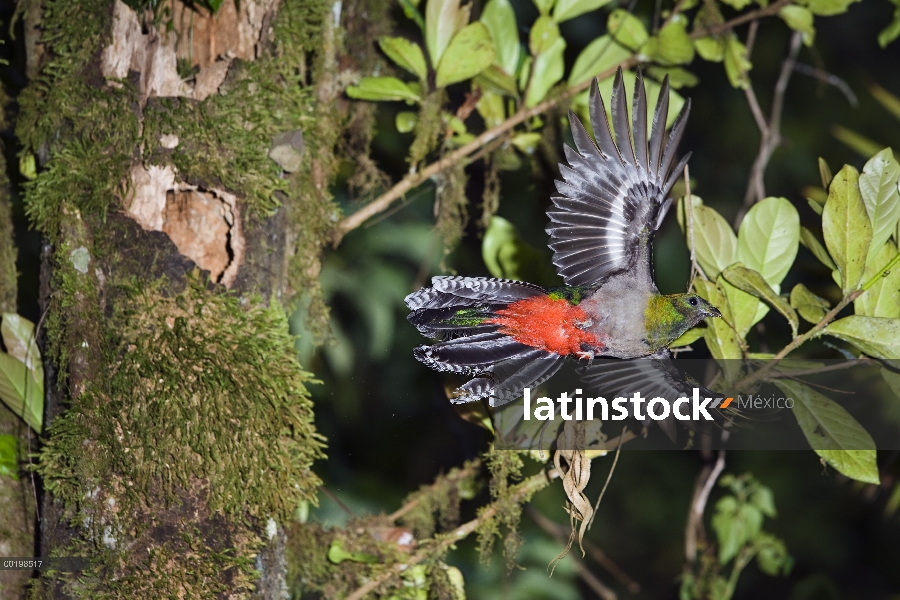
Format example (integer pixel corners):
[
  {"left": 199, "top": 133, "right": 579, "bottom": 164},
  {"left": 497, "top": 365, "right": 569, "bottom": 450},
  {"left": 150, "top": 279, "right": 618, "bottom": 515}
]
[{"left": 575, "top": 345, "right": 596, "bottom": 363}]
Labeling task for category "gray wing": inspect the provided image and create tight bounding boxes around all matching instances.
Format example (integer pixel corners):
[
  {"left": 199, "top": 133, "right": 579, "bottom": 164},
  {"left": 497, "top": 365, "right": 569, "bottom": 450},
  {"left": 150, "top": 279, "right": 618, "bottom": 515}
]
[{"left": 546, "top": 68, "right": 691, "bottom": 286}]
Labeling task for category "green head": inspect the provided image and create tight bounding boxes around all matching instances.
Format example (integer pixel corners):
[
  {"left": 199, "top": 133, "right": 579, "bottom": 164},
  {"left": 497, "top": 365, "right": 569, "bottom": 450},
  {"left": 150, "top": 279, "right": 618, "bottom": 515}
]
[{"left": 645, "top": 293, "right": 722, "bottom": 349}]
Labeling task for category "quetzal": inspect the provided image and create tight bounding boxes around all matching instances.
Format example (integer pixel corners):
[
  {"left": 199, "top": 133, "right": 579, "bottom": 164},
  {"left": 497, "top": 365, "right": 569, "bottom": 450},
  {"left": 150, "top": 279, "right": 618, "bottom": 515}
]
[{"left": 405, "top": 69, "right": 721, "bottom": 407}]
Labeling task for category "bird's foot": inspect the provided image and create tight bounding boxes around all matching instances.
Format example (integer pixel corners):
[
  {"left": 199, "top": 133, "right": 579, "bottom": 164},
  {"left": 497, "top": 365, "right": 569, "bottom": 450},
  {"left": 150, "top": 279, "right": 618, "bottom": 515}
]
[{"left": 575, "top": 350, "right": 595, "bottom": 363}]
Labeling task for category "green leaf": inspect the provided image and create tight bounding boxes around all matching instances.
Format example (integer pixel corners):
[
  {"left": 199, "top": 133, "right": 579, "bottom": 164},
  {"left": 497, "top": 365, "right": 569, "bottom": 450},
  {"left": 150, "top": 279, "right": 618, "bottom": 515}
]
[
  {"left": 802, "top": 0, "right": 861, "bottom": 16},
  {"left": 482, "top": 216, "right": 559, "bottom": 285},
  {"left": 0, "top": 434, "right": 17, "bottom": 481},
  {"left": 568, "top": 35, "right": 633, "bottom": 87},
  {"left": 819, "top": 157, "right": 834, "bottom": 190},
  {"left": 532, "top": 0, "right": 556, "bottom": 14},
  {"left": 855, "top": 241, "right": 900, "bottom": 317},
  {"left": 436, "top": 22, "right": 496, "bottom": 88},
  {"left": 712, "top": 496, "right": 763, "bottom": 564},
  {"left": 474, "top": 64, "right": 519, "bottom": 96},
  {"left": 825, "top": 315, "right": 900, "bottom": 359},
  {"left": 808, "top": 198, "right": 824, "bottom": 215},
  {"left": 723, "top": 279, "right": 765, "bottom": 339},
  {"left": 723, "top": 37, "right": 752, "bottom": 89},
  {"left": 878, "top": 9, "right": 900, "bottom": 48},
  {"left": 779, "top": 5, "right": 815, "bottom": 45},
  {"left": 680, "top": 196, "right": 737, "bottom": 279},
  {"left": 529, "top": 15, "right": 560, "bottom": 55},
  {"left": 832, "top": 125, "right": 884, "bottom": 159},
  {"left": 695, "top": 278, "right": 743, "bottom": 367},
  {"left": 871, "top": 84, "right": 900, "bottom": 122},
  {"left": 737, "top": 197, "right": 800, "bottom": 287},
  {"left": 481, "top": 0, "right": 521, "bottom": 76},
  {"left": 694, "top": 37, "right": 725, "bottom": 62},
  {"left": 0, "top": 352, "right": 43, "bottom": 434},
  {"left": 426, "top": 0, "right": 463, "bottom": 65},
  {"left": 525, "top": 36, "right": 565, "bottom": 107},
  {"left": 346, "top": 76, "right": 422, "bottom": 103},
  {"left": 751, "top": 486, "right": 777, "bottom": 518},
  {"left": 399, "top": 0, "right": 427, "bottom": 30},
  {"left": 395, "top": 111, "right": 418, "bottom": 133},
  {"left": 859, "top": 148, "right": 900, "bottom": 263},
  {"left": 790, "top": 283, "right": 831, "bottom": 324},
  {"left": 775, "top": 380, "right": 880, "bottom": 484},
  {"left": 379, "top": 36, "right": 428, "bottom": 80},
  {"left": 670, "top": 325, "right": 706, "bottom": 348},
  {"left": 719, "top": 0, "right": 753, "bottom": 8},
  {"left": 823, "top": 165, "right": 872, "bottom": 293},
  {"left": 645, "top": 66, "right": 698, "bottom": 89},
  {"left": 476, "top": 90, "right": 506, "bottom": 128},
  {"left": 755, "top": 534, "right": 793, "bottom": 576},
  {"left": 652, "top": 15, "right": 694, "bottom": 65},
  {"left": 511, "top": 132, "right": 542, "bottom": 154},
  {"left": 722, "top": 264, "right": 799, "bottom": 336},
  {"left": 607, "top": 9, "right": 649, "bottom": 51},
  {"left": 1, "top": 314, "right": 42, "bottom": 374},
  {"left": 552, "top": 0, "right": 613, "bottom": 22},
  {"left": 799, "top": 226, "right": 837, "bottom": 270}
]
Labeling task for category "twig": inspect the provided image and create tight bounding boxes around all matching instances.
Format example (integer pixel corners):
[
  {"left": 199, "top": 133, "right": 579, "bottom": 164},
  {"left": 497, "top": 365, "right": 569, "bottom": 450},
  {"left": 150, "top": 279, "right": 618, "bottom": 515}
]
[
  {"left": 587, "top": 427, "right": 625, "bottom": 530},
  {"left": 735, "top": 31, "right": 803, "bottom": 227},
  {"left": 684, "top": 450, "right": 726, "bottom": 565},
  {"left": 320, "top": 485, "right": 356, "bottom": 518},
  {"left": 690, "top": 0, "right": 793, "bottom": 39},
  {"left": 526, "top": 507, "right": 621, "bottom": 600},
  {"left": 792, "top": 63, "right": 859, "bottom": 106},
  {"left": 389, "top": 460, "right": 482, "bottom": 522},
  {"left": 345, "top": 467, "right": 559, "bottom": 600}
]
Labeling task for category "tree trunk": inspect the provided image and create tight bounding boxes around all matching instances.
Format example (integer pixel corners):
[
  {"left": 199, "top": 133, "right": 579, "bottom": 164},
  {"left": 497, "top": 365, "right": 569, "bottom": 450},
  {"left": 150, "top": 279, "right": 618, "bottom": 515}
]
[{"left": 17, "top": 0, "right": 347, "bottom": 596}]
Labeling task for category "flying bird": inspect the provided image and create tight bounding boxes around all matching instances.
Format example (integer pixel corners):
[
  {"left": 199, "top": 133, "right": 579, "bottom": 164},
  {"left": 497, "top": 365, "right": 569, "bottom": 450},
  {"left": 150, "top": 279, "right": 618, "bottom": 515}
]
[{"left": 405, "top": 68, "right": 721, "bottom": 407}]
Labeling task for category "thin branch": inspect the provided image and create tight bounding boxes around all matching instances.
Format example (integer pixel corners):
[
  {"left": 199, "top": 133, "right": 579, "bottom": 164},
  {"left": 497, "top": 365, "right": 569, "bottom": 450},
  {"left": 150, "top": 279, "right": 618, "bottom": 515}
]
[
  {"left": 526, "top": 506, "right": 622, "bottom": 600},
  {"left": 389, "top": 460, "right": 482, "bottom": 522},
  {"left": 690, "top": 0, "right": 793, "bottom": 39},
  {"left": 345, "top": 467, "right": 559, "bottom": 600},
  {"left": 684, "top": 450, "right": 726, "bottom": 566},
  {"left": 792, "top": 63, "right": 859, "bottom": 106},
  {"left": 736, "top": 31, "right": 803, "bottom": 227}
]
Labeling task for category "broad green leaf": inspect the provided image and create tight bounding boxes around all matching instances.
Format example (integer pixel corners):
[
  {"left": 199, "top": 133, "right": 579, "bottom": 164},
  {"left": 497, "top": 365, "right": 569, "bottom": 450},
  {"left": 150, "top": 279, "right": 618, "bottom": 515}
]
[
  {"left": 645, "top": 66, "right": 698, "bottom": 89},
  {"left": 529, "top": 15, "right": 560, "bottom": 55},
  {"left": 670, "top": 325, "right": 706, "bottom": 347},
  {"left": 0, "top": 352, "right": 43, "bottom": 434},
  {"left": 833, "top": 125, "right": 884, "bottom": 159},
  {"left": 607, "top": 9, "right": 648, "bottom": 51},
  {"left": 511, "top": 132, "right": 542, "bottom": 154},
  {"left": 723, "top": 37, "right": 751, "bottom": 89},
  {"left": 395, "top": 111, "right": 418, "bottom": 133},
  {"left": 859, "top": 148, "right": 900, "bottom": 263},
  {"left": 436, "top": 22, "right": 496, "bottom": 88},
  {"left": 379, "top": 36, "right": 428, "bottom": 79},
  {"left": 719, "top": 0, "right": 753, "bottom": 8},
  {"left": 476, "top": 90, "right": 506, "bottom": 128},
  {"left": 775, "top": 380, "right": 880, "bottom": 484},
  {"left": 823, "top": 165, "right": 872, "bottom": 293},
  {"left": 779, "top": 5, "right": 815, "bottom": 45},
  {"left": 694, "top": 37, "right": 724, "bottom": 62},
  {"left": 878, "top": 9, "right": 900, "bottom": 48},
  {"left": 652, "top": 15, "right": 694, "bottom": 65},
  {"left": 712, "top": 496, "right": 763, "bottom": 564},
  {"left": 825, "top": 315, "right": 900, "bottom": 359},
  {"left": 481, "top": 0, "right": 520, "bottom": 76},
  {"left": 568, "top": 35, "right": 632, "bottom": 87},
  {"left": 482, "top": 216, "right": 558, "bottom": 285},
  {"left": 723, "top": 264, "right": 799, "bottom": 337},
  {"left": 679, "top": 196, "right": 737, "bottom": 279},
  {"left": 855, "top": 240, "right": 900, "bottom": 317},
  {"left": 790, "top": 283, "right": 831, "bottom": 324},
  {"left": 532, "top": 0, "right": 556, "bottom": 14},
  {"left": 751, "top": 486, "right": 777, "bottom": 518},
  {"left": 1, "top": 313, "right": 42, "bottom": 373},
  {"left": 819, "top": 157, "right": 833, "bottom": 190},
  {"left": 525, "top": 36, "right": 565, "bottom": 107},
  {"left": 518, "top": 55, "right": 532, "bottom": 91},
  {"left": 474, "top": 64, "right": 519, "bottom": 96},
  {"left": 426, "top": 0, "right": 462, "bottom": 65},
  {"left": 695, "top": 279, "right": 743, "bottom": 378},
  {"left": 346, "top": 77, "right": 422, "bottom": 103},
  {"left": 802, "top": 0, "right": 861, "bottom": 16},
  {"left": 0, "top": 434, "right": 16, "bottom": 480},
  {"left": 723, "top": 279, "right": 765, "bottom": 339},
  {"left": 755, "top": 534, "right": 793, "bottom": 577},
  {"left": 799, "top": 226, "right": 837, "bottom": 270},
  {"left": 737, "top": 197, "right": 800, "bottom": 287},
  {"left": 553, "top": 0, "right": 613, "bottom": 22}
]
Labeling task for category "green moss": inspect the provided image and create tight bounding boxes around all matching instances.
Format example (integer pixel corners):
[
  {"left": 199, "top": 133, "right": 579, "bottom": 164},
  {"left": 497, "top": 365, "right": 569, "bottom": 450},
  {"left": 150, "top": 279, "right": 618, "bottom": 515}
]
[
  {"left": 397, "top": 460, "right": 482, "bottom": 539},
  {"left": 476, "top": 449, "right": 524, "bottom": 568}
]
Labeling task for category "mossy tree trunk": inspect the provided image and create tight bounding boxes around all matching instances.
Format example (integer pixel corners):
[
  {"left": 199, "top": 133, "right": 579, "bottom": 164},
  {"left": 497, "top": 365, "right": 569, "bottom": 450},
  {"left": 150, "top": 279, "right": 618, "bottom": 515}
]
[{"left": 12, "top": 0, "right": 387, "bottom": 596}]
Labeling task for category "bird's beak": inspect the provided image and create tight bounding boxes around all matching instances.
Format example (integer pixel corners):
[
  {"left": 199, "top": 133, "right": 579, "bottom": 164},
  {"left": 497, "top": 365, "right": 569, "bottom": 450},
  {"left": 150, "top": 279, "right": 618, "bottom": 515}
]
[{"left": 706, "top": 306, "right": 722, "bottom": 319}]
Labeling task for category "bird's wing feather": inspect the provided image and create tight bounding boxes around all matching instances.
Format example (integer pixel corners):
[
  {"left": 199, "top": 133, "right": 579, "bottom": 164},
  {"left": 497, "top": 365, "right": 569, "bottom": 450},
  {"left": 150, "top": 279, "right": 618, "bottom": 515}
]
[{"left": 547, "top": 69, "right": 691, "bottom": 287}]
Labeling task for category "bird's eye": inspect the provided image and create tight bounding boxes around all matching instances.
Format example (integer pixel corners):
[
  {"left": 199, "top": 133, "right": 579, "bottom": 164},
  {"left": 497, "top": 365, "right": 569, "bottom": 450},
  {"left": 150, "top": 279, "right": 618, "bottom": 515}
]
[{"left": 689, "top": 297, "right": 698, "bottom": 306}]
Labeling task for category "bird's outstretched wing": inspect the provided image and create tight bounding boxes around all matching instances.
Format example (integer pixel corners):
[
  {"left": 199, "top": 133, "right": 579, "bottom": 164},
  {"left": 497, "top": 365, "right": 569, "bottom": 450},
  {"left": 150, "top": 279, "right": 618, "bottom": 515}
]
[{"left": 547, "top": 68, "right": 691, "bottom": 287}]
